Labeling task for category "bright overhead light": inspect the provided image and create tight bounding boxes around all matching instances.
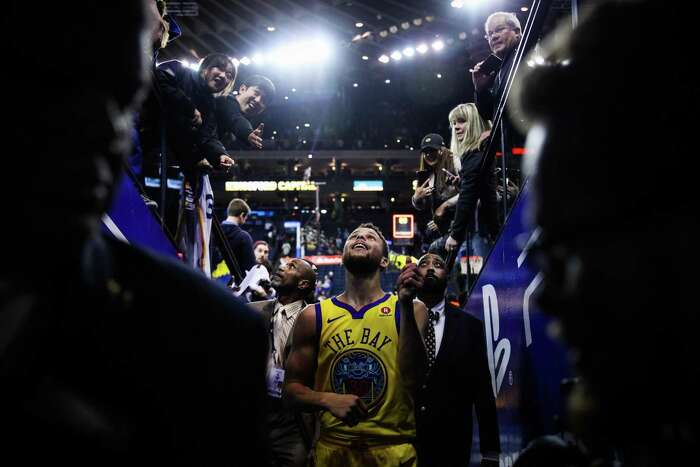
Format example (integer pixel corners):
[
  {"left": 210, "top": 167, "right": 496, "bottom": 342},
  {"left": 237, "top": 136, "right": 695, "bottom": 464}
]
[
  {"left": 401, "top": 22, "right": 410, "bottom": 30},
  {"left": 385, "top": 79, "right": 391, "bottom": 84},
  {"left": 451, "top": 0, "right": 464, "bottom": 8},
  {"left": 304, "top": 123, "right": 311, "bottom": 127},
  {"left": 240, "top": 56, "right": 251, "bottom": 65},
  {"left": 232, "top": 58, "right": 240, "bottom": 67},
  {"left": 378, "top": 54, "right": 390, "bottom": 63},
  {"left": 413, "top": 18, "right": 423, "bottom": 26},
  {"left": 355, "top": 22, "right": 364, "bottom": 28},
  {"left": 403, "top": 47, "right": 415, "bottom": 57},
  {"left": 268, "top": 38, "right": 333, "bottom": 66},
  {"left": 292, "top": 88, "right": 297, "bottom": 92},
  {"left": 390, "top": 50, "right": 402, "bottom": 61},
  {"left": 252, "top": 53, "right": 265, "bottom": 65},
  {"left": 521, "top": 6, "right": 529, "bottom": 12},
  {"left": 361, "top": 55, "right": 369, "bottom": 60},
  {"left": 353, "top": 83, "right": 359, "bottom": 87},
  {"left": 431, "top": 40, "right": 444, "bottom": 51},
  {"left": 436, "top": 73, "right": 442, "bottom": 78},
  {"left": 389, "top": 26, "right": 398, "bottom": 34},
  {"left": 267, "top": 26, "right": 276, "bottom": 32},
  {"left": 284, "top": 96, "right": 289, "bottom": 100},
  {"left": 416, "top": 43, "right": 429, "bottom": 54},
  {"left": 379, "top": 30, "right": 389, "bottom": 38},
  {"left": 308, "top": 154, "right": 313, "bottom": 159},
  {"left": 458, "top": 32, "right": 467, "bottom": 40}
]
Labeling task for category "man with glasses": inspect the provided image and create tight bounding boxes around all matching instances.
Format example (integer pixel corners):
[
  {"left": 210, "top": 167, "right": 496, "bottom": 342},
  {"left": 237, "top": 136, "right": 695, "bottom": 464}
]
[{"left": 472, "top": 11, "right": 522, "bottom": 122}]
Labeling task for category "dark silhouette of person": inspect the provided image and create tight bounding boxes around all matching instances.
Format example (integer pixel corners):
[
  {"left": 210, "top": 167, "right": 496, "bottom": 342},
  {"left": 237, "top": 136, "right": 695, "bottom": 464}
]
[
  {"left": 513, "top": 1, "right": 698, "bottom": 465},
  {"left": 1, "top": 1, "right": 268, "bottom": 465}
]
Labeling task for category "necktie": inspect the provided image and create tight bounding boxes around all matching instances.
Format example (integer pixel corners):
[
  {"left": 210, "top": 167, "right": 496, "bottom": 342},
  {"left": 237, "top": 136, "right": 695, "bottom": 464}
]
[{"left": 425, "top": 309, "right": 439, "bottom": 370}]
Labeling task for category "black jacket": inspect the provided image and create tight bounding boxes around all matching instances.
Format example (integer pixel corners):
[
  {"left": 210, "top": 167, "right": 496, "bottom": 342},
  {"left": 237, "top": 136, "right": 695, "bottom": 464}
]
[
  {"left": 415, "top": 303, "right": 500, "bottom": 466},
  {"left": 141, "top": 60, "right": 226, "bottom": 173},
  {"left": 0, "top": 235, "right": 269, "bottom": 466},
  {"left": 215, "top": 95, "right": 254, "bottom": 150},
  {"left": 450, "top": 148, "right": 499, "bottom": 242},
  {"left": 221, "top": 221, "right": 256, "bottom": 273}
]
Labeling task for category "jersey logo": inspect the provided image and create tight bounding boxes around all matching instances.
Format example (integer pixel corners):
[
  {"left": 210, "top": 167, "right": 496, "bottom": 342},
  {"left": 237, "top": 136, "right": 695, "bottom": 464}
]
[
  {"left": 327, "top": 315, "right": 344, "bottom": 324},
  {"left": 380, "top": 306, "right": 391, "bottom": 315},
  {"left": 331, "top": 349, "right": 387, "bottom": 407}
]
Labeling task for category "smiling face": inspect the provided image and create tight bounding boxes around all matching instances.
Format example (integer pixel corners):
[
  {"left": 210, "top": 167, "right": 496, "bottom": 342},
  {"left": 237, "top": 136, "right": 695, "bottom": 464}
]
[
  {"left": 236, "top": 84, "right": 266, "bottom": 116},
  {"left": 202, "top": 63, "right": 234, "bottom": 93},
  {"left": 342, "top": 226, "right": 388, "bottom": 275}
]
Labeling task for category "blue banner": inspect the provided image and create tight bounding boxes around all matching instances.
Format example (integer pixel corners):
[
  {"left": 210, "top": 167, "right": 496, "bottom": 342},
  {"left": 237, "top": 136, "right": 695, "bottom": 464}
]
[
  {"left": 102, "top": 173, "right": 179, "bottom": 259},
  {"left": 465, "top": 180, "right": 571, "bottom": 466}
]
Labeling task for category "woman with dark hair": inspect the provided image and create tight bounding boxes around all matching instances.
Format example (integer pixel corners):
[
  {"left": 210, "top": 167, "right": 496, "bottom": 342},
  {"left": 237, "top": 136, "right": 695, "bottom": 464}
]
[{"left": 411, "top": 133, "right": 460, "bottom": 245}]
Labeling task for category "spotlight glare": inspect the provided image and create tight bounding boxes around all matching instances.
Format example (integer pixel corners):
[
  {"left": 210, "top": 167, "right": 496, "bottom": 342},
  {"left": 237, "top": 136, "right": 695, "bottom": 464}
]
[
  {"left": 308, "top": 154, "right": 313, "bottom": 159},
  {"left": 431, "top": 40, "right": 444, "bottom": 51},
  {"left": 458, "top": 32, "right": 467, "bottom": 40},
  {"left": 252, "top": 53, "right": 265, "bottom": 65},
  {"left": 232, "top": 58, "right": 240, "bottom": 67},
  {"left": 401, "top": 22, "right": 410, "bottom": 30},
  {"left": 355, "top": 22, "right": 364, "bottom": 28},
  {"left": 362, "top": 55, "right": 369, "bottom": 60},
  {"left": 267, "top": 26, "right": 276, "bottom": 32},
  {"left": 353, "top": 83, "right": 359, "bottom": 87},
  {"left": 451, "top": 0, "right": 464, "bottom": 8},
  {"left": 436, "top": 73, "right": 442, "bottom": 78},
  {"left": 413, "top": 18, "right": 423, "bottom": 26},
  {"left": 378, "top": 54, "right": 390, "bottom": 63},
  {"left": 240, "top": 56, "right": 251, "bottom": 65},
  {"left": 304, "top": 123, "right": 311, "bottom": 127},
  {"left": 416, "top": 43, "right": 429, "bottom": 54},
  {"left": 379, "top": 30, "right": 389, "bottom": 38},
  {"left": 390, "top": 50, "right": 402, "bottom": 61},
  {"left": 521, "top": 7, "right": 529, "bottom": 12},
  {"left": 284, "top": 96, "right": 289, "bottom": 100},
  {"left": 389, "top": 25, "right": 398, "bottom": 34},
  {"left": 292, "top": 88, "right": 297, "bottom": 92},
  {"left": 385, "top": 79, "right": 391, "bottom": 84},
  {"left": 402, "top": 47, "right": 415, "bottom": 57}
]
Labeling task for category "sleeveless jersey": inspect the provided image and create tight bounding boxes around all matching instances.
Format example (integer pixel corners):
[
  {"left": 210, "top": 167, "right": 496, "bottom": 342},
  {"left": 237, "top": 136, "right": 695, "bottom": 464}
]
[{"left": 314, "top": 293, "right": 415, "bottom": 442}]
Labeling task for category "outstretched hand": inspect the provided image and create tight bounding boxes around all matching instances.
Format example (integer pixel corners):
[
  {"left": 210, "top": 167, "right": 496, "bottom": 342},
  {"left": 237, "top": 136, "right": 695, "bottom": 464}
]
[{"left": 248, "top": 123, "right": 264, "bottom": 149}]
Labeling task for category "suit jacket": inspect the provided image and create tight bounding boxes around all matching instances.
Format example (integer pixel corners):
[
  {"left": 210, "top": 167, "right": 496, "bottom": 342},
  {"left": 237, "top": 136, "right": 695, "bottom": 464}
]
[{"left": 415, "top": 303, "right": 500, "bottom": 466}]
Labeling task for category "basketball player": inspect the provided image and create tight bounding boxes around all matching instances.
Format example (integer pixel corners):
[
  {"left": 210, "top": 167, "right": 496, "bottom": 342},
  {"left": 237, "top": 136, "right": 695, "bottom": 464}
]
[{"left": 284, "top": 223, "right": 427, "bottom": 466}]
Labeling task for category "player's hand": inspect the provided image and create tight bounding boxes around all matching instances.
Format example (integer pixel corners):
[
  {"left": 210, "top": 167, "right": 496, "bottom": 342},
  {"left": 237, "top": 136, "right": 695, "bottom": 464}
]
[
  {"left": 397, "top": 260, "right": 423, "bottom": 302},
  {"left": 323, "top": 393, "right": 368, "bottom": 426}
]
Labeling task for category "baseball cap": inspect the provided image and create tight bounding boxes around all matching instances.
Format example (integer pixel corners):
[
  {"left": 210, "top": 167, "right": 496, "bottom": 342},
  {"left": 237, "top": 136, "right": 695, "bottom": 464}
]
[{"left": 420, "top": 133, "right": 445, "bottom": 151}]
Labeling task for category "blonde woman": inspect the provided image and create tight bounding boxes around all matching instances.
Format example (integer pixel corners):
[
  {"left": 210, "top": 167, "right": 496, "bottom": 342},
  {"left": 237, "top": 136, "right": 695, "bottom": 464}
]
[{"left": 445, "top": 103, "right": 500, "bottom": 252}]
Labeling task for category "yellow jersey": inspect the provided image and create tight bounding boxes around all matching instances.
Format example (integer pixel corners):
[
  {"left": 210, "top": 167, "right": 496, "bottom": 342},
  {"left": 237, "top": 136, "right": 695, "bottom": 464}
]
[{"left": 314, "top": 293, "right": 415, "bottom": 443}]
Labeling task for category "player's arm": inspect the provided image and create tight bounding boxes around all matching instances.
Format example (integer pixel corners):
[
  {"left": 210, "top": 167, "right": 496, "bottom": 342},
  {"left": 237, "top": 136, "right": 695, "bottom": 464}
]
[
  {"left": 397, "top": 263, "right": 429, "bottom": 397},
  {"left": 283, "top": 305, "right": 368, "bottom": 426}
]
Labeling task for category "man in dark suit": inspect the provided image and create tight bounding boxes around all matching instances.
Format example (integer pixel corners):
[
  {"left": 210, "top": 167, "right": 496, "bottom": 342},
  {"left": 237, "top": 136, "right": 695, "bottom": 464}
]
[
  {"left": 248, "top": 258, "right": 317, "bottom": 466},
  {"left": 414, "top": 253, "right": 500, "bottom": 466}
]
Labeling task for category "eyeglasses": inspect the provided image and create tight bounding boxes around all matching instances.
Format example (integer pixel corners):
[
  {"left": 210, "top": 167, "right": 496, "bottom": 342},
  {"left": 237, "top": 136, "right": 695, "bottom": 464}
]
[{"left": 484, "top": 25, "right": 512, "bottom": 41}]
